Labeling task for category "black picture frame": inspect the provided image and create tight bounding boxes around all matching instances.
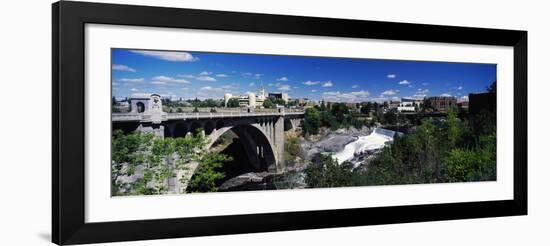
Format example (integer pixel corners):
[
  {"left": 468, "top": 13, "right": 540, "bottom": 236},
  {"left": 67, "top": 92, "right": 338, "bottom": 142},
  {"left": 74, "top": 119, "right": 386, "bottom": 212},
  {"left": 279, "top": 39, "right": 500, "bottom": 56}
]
[{"left": 52, "top": 1, "right": 527, "bottom": 245}]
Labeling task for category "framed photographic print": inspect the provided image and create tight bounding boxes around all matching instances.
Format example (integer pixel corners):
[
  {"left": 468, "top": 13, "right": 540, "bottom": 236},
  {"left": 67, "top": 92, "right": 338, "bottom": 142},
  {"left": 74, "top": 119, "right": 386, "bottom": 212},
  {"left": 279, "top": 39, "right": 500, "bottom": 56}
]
[{"left": 52, "top": 1, "right": 527, "bottom": 245}]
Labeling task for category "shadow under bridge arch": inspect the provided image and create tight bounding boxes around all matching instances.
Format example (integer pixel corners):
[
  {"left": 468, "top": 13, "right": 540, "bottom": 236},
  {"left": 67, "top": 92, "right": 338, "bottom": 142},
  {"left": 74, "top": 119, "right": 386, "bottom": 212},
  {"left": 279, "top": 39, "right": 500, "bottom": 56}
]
[{"left": 206, "top": 124, "right": 277, "bottom": 173}]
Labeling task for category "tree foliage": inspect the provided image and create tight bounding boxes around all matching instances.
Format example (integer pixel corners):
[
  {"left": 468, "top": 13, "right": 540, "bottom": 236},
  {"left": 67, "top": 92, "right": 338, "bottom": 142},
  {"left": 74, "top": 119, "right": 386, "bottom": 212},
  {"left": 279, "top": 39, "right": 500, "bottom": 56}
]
[
  {"left": 363, "top": 107, "right": 496, "bottom": 185},
  {"left": 304, "top": 154, "right": 357, "bottom": 188},
  {"left": 304, "top": 102, "right": 497, "bottom": 188},
  {"left": 263, "top": 98, "right": 275, "bottom": 108},
  {"left": 187, "top": 153, "right": 232, "bottom": 192},
  {"left": 111, "top": 129, "right": 231, "bottom": 196},
  {"left": 302, "top": 107, "right": 321, "bottom": 135},
  {"left": 227, "top": 98, "right": 240, "bottom": 108}
]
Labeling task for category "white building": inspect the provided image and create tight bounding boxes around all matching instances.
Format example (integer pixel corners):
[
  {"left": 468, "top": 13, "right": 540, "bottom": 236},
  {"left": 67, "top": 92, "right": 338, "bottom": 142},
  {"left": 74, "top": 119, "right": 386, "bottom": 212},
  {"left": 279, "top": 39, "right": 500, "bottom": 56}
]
[
  {"left": 397, "top": 98, "right": 421, "bottom": 112},
  {"left": 224, "top": 86, "right": 269, "bottom": 108}
]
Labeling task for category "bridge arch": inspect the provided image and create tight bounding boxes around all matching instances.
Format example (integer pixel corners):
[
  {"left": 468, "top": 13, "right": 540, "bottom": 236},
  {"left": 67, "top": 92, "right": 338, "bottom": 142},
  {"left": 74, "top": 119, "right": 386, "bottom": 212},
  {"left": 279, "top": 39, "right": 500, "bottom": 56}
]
[
  {"left": 190, "top": 121, "right": 203, "bottom": 135},
  {"left": 173, "top": 122, "right": 188, "bottom": 137},
  {"left": 215, "top": 120, "right": 224, "bottom": 130},
  {"left": 204, "top": 121, "right": 215, "bottom": 135},
  {"left": 206, "top": 123, "right": 277, "bottom": 172}
]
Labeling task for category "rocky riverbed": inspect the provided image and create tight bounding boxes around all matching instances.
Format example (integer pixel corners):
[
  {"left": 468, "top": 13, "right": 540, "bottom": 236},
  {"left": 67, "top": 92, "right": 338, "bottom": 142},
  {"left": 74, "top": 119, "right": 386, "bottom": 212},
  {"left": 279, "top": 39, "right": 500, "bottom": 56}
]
[
  {"left": 218, "top": 127, "right": 394, "bottom": 191},
  {"left": 299, "top": 126, "right": 374, "bottom": 161}
]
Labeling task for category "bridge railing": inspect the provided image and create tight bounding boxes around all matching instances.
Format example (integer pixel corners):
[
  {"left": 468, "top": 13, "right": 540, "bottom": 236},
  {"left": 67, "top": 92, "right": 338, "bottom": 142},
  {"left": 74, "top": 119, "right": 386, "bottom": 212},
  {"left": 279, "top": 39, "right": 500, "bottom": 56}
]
[{"left": 113, "top": 110, "right": 304, "bottom": 122}]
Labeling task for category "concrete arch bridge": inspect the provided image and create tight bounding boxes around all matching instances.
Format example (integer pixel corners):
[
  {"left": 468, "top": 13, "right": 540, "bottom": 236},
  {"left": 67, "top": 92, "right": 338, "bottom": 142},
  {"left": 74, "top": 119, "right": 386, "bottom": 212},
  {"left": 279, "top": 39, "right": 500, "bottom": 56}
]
[{"left": 112, "top": 107, "right": 304, "bottom": 193}]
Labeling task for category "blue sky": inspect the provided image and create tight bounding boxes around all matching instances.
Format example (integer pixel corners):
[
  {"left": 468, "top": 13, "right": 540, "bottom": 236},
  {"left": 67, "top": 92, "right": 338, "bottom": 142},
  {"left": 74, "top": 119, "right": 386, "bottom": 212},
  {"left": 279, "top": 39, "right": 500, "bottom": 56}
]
[{"left": 112, "top": 49, "right": 496, "bottom": 103}]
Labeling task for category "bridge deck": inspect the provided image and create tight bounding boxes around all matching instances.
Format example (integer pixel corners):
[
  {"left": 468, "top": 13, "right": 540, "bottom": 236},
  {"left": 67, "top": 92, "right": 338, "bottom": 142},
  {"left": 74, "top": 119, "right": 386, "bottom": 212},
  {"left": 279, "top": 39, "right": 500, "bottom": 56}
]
[{"left": 112, "top": 111, "right": 305, "bottom": 122}]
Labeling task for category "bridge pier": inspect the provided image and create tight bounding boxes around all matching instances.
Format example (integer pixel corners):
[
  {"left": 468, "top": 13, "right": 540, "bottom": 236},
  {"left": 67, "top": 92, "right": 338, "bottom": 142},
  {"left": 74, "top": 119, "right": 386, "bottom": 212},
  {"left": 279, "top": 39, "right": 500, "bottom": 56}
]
[{"left": 273, "top": 116, "right": 285, "bottom": 172}]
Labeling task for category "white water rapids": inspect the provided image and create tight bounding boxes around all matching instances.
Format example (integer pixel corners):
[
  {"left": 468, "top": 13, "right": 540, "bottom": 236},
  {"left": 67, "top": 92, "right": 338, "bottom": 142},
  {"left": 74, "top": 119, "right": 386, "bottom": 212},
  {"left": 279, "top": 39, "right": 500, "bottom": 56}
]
[{"left": 333, "top": 128, "right": 401, "bottom": 164}]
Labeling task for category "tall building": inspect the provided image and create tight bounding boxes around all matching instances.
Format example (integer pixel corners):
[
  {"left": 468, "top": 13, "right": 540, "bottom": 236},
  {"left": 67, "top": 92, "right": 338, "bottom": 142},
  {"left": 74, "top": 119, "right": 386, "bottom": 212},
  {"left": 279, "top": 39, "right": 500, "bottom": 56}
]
[
  {"left": 424, "top": 96, "right": 457, "bottom": 112},
  {"left": 258, "top": 86, "right": 266, "bottom": 101}
]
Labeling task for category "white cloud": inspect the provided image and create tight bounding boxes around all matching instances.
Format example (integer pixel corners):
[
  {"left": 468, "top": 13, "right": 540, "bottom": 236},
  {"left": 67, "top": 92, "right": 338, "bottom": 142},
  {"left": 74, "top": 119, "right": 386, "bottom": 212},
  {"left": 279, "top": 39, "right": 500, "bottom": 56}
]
[
  {"left": 249, "top": 82, "right": 255, "bottom": 87},
  {"left": 352, "top": 85, "right": 359, "bottom": 89},
  {"left": 118, "top": 78, "right": 144, "bottom": 83},
  {"left": 254, "top": 74, "right": 262, "bottom": 79},
  {"left": 460, "top": 95, "right": 469, "bottom": 101},
  {"left": 411, "top": 89, "right": 429, "bottom": 99},
  {"left": 408, "top": 85, "right": 414, "bottom": 88},
  {"left": 458, "top": 86, "right": 463, "bottom": 90},
  {"left": 130, "top": 50, "right": 198, "bottom": 62},
  {"left": 151, "top": 75, "right": 189, "bottom": 84},
  {"left": 199, "top": 86, "right": 224, "bottom": 93},
  {"left": 370, "top": 97, "right": 389, "bottom": 103},
  {"left": 387, "top": 74, "right": 396, "bottom": 79},
  {"left": 411, "top": 94, "right": 427, "bottom": 99},
  {"left": 178, "top": 73, "right": 219, "bottom": 81},
  {"left": 381, "top": 89, "right": 399, "bottom": 96},
  {"left": 322, "top": 90, "right": 370, "bottom": 103},
  {"left": 399, "top": 80, "right": 411, "bottom": 85},
  {"left": 130, "top": 88, "right": 139, "bottom": 92},
  {"left": 178, "top": 74, "right": 194, "bottom": 79},
  {"left": 216, "top": 74, "right": 229, "bottom": 78},
  {"left": 440, "top": 93, "right": 452, "bottom": 97},
  {"left": 277, "top": 77, "right": 289, "bottom": 81},
  {"left": 422, "top": 82, "right": 429, "bottom": 86},
  {"left": 151, "top": 81, "right": 167, "bottom": 85},
  {"left": 196, "top": 86, "right": 227, "bottom": 98},
  {"left": 241, "top": 72, "right": 253, "bottom": 77},
  {"left": 196, "top": 76, "right": 216, "bottom": 82},
  {"left": 311, "top": 89, "right": 317, "bottom": 92},
  {"left": 322, "top": 81, "right": 333, "bottom": 87},
  {"left": 303, "top": 81, "right": 320, "bottom": 86},
  {"left": 112, "top": 64, "right": 136, "bottom": 72},
  {"left": 277, "top": 84, "right": 291, "bottom": 91}
]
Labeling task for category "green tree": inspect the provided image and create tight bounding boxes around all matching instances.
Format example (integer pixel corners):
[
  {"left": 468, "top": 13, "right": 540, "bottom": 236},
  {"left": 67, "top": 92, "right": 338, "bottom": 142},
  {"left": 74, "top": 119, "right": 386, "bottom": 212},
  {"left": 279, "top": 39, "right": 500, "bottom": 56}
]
[
  {"left": 445, "top": 107, "right": 460, "bottom": 146},
  {"left": 360, "top": 102, "right": 372, "bottom": 114},
  {"left": 330, "top": 103, "right": 350, "bottom": 124},
  {"left": 320, "top": 100, "right": 327, "bottom": 111},
  {"left": 269, "top": 98, "right": 286, "bottom": 106},
  {"left": 320, "top": 111, "right": 338, "bottom": 130},
  {"left": 263, "top": 98, "right": 275, "bottom": 108},
  {"left": 111, "top": 129, "right": 213, "bottom": 196},
  {"left": 188, "top": 153, "right": 232, "bottom": 192},
  {"left": 302, "top": 107, "right": 321, "bottom": 135},
  {"left": 373, "top": 102, "right": 380, "bottom": 115},
  {"left": 193, "top": 106, "right": 199, "bottom": 113},
  {"left": 227, "top": 98, "right": 240, "bottom": 108},
  {"left": 284, "top": 134, "right": 300, "bottom": 162},
  {"left": 305, "top": 154, "right": 357, "bottom": 188},
  {"left": 382, "top": 111, "right": 397, "bottom": 125}
]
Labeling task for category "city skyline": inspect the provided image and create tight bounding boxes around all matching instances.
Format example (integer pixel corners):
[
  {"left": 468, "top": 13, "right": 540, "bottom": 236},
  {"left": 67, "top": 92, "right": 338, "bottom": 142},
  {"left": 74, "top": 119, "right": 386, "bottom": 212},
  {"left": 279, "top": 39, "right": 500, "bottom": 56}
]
[{"left": 112, "top": 48, "right": 496, "bottom": 102}]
